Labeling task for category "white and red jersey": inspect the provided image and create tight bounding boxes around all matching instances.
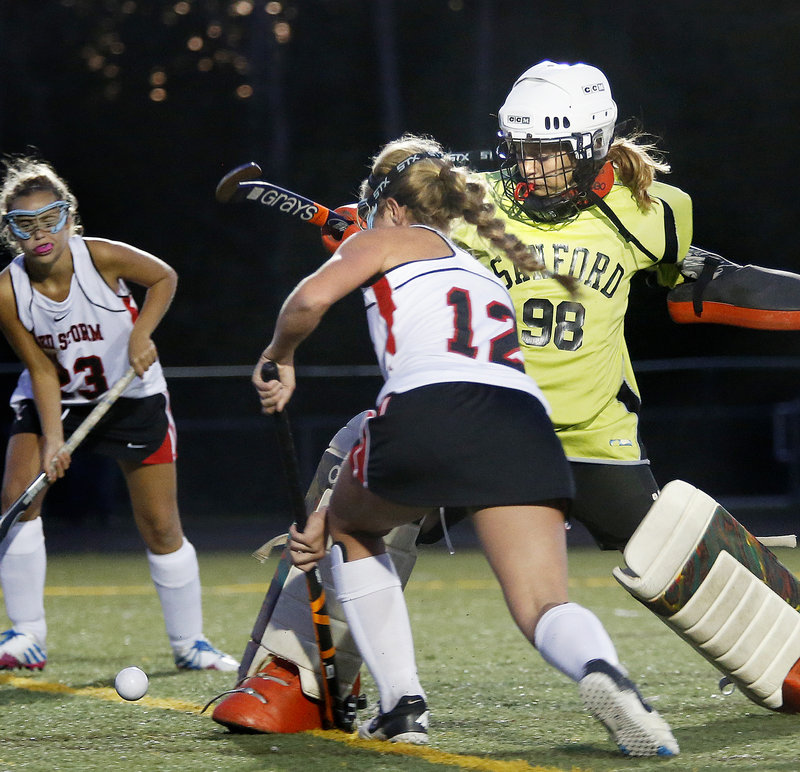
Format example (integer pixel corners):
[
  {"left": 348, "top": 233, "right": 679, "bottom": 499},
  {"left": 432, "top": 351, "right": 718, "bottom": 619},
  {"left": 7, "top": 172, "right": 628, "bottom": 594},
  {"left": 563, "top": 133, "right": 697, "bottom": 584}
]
[
  {"left": 363, "top": 225, "right": 548, "bottom": 408},
  {"left": 9, "top": 235, "right": 167, "bottom": 407}
]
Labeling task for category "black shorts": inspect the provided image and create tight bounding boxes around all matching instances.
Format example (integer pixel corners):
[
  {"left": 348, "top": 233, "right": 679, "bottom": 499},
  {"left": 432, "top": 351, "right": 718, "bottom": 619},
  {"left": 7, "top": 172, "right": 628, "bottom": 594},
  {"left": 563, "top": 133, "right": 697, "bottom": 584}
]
[
  {"left": 9, "top": 394, "right": 176, "bottom": 465},
  {"left": 568, "top": 461, "right": 659, "bottom": 550},
  {"left": 350, "top": 382, "right": 574, "bottom": 508}
]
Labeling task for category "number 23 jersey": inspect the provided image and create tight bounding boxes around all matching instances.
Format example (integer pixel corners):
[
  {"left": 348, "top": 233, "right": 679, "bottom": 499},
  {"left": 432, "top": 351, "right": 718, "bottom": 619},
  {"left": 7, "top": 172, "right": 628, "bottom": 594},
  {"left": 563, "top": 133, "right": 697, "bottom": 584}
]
[
  {"left": 362, "top": 224, "right": 547, "bottom": 409},
  {"left": 9, "top": 235, "right": 167, "bottom": 407}
]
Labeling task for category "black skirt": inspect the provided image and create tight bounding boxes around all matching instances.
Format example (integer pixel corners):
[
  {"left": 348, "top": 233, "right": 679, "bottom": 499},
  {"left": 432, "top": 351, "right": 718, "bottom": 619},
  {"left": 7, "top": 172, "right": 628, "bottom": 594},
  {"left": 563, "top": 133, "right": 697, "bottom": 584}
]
[
  {"left": 353, "top": 382, "right": 574, "bottom": 508},
  {"left": 10, "top": 394, "right": 172, "bottom": 463}
]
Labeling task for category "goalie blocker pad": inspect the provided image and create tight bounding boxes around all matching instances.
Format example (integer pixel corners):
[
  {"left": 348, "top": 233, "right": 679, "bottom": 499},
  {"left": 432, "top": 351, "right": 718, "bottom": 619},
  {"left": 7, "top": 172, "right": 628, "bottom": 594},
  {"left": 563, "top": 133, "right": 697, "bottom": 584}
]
[
  {"left": 668, "top": 262, "right": 800, "bottom": 330},
  {"left": 613, "top": 479, "right": 800, "bottom": 712}
]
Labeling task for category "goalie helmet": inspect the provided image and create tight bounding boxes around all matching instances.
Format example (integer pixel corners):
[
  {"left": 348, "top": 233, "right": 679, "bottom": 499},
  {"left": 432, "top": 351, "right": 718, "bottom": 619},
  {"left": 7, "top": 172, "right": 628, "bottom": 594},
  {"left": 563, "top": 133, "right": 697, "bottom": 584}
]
[{"left": 497, "top": 60, "right": 618, "bottom": 223}]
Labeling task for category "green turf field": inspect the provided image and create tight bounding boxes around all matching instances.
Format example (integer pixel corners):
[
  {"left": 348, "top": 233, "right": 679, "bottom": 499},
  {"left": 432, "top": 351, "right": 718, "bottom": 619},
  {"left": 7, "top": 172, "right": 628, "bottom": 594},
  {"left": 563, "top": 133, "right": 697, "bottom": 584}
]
[{"left": 1, "top": 545, "right": 799, "bottom": 771}]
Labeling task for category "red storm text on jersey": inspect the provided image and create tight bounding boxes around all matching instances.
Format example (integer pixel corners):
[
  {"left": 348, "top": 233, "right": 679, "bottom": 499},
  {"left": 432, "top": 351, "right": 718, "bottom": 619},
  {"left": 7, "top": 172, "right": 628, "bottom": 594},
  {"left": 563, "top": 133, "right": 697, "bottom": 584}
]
[{"left": 8, "top": 236, "right": 166, "bottom": 406}]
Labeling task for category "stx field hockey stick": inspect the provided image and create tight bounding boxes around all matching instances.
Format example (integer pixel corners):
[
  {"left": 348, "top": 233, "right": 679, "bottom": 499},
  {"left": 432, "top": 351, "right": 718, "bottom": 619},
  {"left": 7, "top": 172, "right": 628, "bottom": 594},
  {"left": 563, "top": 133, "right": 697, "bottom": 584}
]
[
  {"left": 0, "top": 366, "right": 137, "bottom": 544},
  {"left": 260, "top": 361, "right": 350, "bottom": 731}
]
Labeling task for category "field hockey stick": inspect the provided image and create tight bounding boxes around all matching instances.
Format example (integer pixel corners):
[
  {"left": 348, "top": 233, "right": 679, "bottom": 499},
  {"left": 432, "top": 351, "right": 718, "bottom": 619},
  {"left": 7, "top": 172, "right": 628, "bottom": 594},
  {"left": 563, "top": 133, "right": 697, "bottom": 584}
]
[
  {"left": 216, "top": 163, "right": 354, "bottom": 237},
  {"left": 260, "top": 361, "right": 350, "bottom": 731},
  {"left": 215, "top": 153, "right": 498, "bottom": 232},
  {"left": 0, "top": 366, "right": 137, "bottom": 544}
]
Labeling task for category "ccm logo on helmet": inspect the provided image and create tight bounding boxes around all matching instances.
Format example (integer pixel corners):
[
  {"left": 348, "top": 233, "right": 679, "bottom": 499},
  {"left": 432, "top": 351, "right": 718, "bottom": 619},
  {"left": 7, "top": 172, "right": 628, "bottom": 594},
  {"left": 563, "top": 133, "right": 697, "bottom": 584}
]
[
  {"left": 584, "top": 83, "right": 606, "bottom": 93},
  {"left": 507, "top": 115, "right": 530, "bottom": 124}
]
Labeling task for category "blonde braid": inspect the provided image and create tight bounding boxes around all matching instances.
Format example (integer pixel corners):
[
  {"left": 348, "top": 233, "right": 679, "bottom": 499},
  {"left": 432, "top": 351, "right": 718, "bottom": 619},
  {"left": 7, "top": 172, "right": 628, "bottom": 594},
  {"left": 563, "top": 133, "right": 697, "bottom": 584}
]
[
  {"left": 360, "top": 134, "right": 577, "bottom": 291},
  {"left": 461, "top": 176, "right": 578, "bottom": 294}
]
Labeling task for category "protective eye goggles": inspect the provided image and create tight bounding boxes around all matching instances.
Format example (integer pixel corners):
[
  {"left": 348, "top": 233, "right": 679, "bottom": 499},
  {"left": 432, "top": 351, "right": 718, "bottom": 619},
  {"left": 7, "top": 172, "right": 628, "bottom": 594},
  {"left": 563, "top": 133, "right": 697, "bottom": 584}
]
[
  {"left": 3, "top": 200, "right": 71, "bottom": 240},
  {"left": 356, "top": 151, "right": 444, "bottom": 230}
]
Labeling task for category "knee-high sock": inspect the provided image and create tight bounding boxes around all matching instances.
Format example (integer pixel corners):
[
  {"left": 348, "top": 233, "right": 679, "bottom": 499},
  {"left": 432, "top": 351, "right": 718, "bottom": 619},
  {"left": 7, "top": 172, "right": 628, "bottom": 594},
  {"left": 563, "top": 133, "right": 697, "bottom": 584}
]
[
  {"left": 533, "top": 602, "right": 620, "bottom": 681},
  {"left": 147, "top": 538, "right": 203, "bottom": 650},
  {"left": 330, "top": 545, "right": 425, "bottom": 712},
  {"left": 0, "top": 519, "right": 47, "bottom": 646}
]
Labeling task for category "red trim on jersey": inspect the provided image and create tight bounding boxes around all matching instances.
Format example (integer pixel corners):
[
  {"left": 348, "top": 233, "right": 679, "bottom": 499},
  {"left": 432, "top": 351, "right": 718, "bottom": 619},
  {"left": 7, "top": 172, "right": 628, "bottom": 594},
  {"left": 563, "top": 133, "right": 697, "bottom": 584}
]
[
  {"left": 142, "top": 395, "right": 178, "bottom": 464},
  {"left": 122, "top": 295, "right": 139, "bottom": 322},
  {"left": 347, "top": 409, "right": 376, "bottom": 486},
  {"left": 372, "top": 276, "right": 397, "bottom": 355}
]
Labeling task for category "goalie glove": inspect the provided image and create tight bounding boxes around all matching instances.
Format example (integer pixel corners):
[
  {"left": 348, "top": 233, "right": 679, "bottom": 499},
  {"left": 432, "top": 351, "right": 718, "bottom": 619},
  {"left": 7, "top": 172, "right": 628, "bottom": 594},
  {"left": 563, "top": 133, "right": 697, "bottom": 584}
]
[
  {"left": 668, "top": 245, "right": 800, "bottom": 330},
  {"left": 678, "top": 245, "right": 739, "bottom": 281},
  {"left": 320, "top": 204, "right": 362, "bottom": 255}
]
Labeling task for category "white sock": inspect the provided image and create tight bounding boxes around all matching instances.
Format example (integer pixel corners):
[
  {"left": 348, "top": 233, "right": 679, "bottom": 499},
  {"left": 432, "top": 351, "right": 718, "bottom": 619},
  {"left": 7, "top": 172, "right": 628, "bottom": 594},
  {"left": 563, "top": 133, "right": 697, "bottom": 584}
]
[
  {"left": 331, "top": 545, "right": 425, "bottom": 712},
  {"left": 0, "top": 519, "right": 47, "bottom": 647},
  {"left": 533, "top": 602, "right": 620, "bottom": 682},
  {"left": 147, "top": 538, "right": 203, "bottom": 651}
]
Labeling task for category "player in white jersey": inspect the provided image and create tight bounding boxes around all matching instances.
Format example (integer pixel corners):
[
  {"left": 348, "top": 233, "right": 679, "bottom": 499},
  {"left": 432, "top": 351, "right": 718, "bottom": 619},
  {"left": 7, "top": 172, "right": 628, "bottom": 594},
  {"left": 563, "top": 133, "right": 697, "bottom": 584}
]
[
  {"left": 364, "top": 231, "right": 544, "bottom": 402},
  {"left": 250, "top": 135, "right": 678, "bottom": 755},
  {"left": 0, "top": 155, "right": 237, "bottom": 673}
]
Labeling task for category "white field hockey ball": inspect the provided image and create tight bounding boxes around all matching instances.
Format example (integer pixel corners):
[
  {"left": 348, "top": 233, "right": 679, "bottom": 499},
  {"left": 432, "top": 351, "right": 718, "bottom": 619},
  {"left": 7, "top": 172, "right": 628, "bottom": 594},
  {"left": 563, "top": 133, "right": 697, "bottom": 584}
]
[{"left": 115, "top": 666, "right": 149, "bottom": 701}]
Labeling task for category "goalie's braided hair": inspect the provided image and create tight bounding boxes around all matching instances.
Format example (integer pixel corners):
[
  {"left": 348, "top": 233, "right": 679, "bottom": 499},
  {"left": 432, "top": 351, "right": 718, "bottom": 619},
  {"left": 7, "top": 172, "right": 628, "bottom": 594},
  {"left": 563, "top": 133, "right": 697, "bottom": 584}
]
[{"left": 360, "top": 134, "right": 576, "bottom": 293}]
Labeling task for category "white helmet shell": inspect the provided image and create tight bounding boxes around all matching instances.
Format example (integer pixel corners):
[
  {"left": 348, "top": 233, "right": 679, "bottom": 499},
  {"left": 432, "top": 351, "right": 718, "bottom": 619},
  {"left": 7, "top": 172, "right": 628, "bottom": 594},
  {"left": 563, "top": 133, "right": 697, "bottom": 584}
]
[{"left": 498, "top": 60, "right": 618, "bottom": 160}]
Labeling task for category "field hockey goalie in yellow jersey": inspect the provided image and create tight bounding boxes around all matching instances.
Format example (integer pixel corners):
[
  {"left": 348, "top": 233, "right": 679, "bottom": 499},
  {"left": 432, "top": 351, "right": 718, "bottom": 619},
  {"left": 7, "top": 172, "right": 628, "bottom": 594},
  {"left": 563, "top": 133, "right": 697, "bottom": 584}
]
[
  {"left": 211, "top": 61, "right": 800, "bottom": 737},
  {"left": 450, "top": 61, "right": 692, "bottom": 541}
]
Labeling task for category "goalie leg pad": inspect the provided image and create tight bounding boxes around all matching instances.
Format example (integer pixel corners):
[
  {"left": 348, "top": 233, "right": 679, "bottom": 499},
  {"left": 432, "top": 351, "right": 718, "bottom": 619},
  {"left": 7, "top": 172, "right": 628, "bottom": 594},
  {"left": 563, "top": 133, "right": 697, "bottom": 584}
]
[
  {"left": 234, "top": 411, "right": 371, "bottom": 683},
  {"left": 213, "top": 412, "right": 424, "bottom": 733},
  {"left": 613, "top": 479, "right": 800, "bottom": 712},
  {"left": 214, "top": 412, "right": 369, "bottom": 732},
  {"left": 253, "top": 521, "right": 420, "bottom": 698}
]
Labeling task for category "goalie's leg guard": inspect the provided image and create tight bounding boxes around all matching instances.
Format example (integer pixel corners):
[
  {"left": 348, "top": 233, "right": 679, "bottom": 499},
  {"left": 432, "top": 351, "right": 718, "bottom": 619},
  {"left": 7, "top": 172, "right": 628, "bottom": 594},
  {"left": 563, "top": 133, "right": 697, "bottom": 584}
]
[
  {"left": 613, "top": 479, "right": 800, "bottom": 713},
  {"left": 211, "top": 412, "right": 422, "bottom": 733}
]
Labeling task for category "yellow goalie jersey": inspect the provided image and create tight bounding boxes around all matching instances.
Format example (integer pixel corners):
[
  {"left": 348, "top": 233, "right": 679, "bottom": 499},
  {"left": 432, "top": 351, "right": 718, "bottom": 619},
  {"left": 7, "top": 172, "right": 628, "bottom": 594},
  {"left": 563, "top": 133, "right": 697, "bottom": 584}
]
[{"left": 451, "top": 171, "right": 692, "bottom": 462}]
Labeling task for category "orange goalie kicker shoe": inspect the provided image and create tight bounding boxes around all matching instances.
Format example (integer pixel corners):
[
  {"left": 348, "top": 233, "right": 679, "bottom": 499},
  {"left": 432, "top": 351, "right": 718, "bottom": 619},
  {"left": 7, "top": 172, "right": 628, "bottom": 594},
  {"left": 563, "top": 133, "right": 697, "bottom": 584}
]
[{"left": 211, "top": 656, "right": 360, "bottom": 733}]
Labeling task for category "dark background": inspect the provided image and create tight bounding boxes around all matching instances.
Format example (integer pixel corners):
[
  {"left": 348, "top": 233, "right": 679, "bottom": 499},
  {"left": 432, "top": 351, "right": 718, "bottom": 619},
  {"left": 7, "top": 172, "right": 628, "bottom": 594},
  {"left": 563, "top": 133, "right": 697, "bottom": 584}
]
[{"left": 1, "top": 1, "right": 799, "bottom": 544}]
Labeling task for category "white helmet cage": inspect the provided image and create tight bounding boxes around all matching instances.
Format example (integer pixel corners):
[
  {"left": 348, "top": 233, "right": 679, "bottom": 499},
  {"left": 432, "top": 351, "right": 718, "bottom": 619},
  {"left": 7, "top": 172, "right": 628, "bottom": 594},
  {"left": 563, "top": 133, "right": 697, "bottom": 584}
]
[{"left": 497, "top": 61, "right": 618, "bottom": 222}]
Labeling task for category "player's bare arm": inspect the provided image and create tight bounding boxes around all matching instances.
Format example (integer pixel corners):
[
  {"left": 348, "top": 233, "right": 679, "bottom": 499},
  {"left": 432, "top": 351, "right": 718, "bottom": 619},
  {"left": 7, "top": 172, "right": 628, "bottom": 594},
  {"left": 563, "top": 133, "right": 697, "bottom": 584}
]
[
  {"left": 253, "top": 230, "right": 390, "bottom": 413},
  {"left": 86, "top": 237, "right": 177, "bottom": 376},
  {"left": 0, "top": 270, "right": 69, "bottom": 478}
]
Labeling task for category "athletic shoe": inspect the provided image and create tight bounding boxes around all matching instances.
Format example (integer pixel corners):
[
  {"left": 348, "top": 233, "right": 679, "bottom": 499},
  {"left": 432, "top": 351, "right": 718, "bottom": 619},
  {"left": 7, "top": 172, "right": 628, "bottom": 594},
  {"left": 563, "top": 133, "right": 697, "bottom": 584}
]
[
  {"left": 358, "top": 695, "right": 429, "bottom": 744},
  {"left": 0, "top": 629, "right": 47, "bottom": 671},
  {"left": 212, "top": 656, "right": 328, "bottom": 733},
  {"left": 174, "top": 637, "right": 239, "bottom": 671},
  {"left": 579, "top": 659, "right": 679, "bottom": 757}
]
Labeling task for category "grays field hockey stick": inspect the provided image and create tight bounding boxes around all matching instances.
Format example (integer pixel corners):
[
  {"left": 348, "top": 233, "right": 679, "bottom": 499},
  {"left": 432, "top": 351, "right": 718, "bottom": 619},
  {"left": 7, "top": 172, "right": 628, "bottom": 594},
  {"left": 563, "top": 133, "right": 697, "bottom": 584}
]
[
  {"left": 215, "top": 154, "right": 497, "bottom": 231},
  {"left": 216, "top": 163, "right": 353, "bottom": 236},
  {"left": 0, "top": 366, "right": 137, "bottom": 544},
  {"left": 260, "top": 361, "right": 351, "bottom": 731}
]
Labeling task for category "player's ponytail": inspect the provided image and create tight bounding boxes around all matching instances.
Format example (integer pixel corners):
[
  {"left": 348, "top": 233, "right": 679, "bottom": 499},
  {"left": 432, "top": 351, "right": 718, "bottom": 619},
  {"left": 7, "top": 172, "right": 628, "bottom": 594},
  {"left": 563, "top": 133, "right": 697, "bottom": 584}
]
[{"left": 363, "top": 134, "right": 577, "bottom": 293}]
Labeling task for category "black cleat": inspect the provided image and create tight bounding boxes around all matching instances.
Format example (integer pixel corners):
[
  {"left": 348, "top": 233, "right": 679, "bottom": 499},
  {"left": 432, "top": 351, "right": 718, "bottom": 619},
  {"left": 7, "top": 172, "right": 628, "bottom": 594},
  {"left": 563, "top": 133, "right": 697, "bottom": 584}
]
[{"left": 358, "top": 695, "right": 429, "bottom": 744}]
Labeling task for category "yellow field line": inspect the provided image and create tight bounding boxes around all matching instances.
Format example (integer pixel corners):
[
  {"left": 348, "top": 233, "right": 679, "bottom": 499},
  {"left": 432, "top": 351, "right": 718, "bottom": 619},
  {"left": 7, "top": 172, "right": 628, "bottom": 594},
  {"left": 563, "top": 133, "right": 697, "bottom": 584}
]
[
  {"left": 0, "top": 671, "right": 199, "bottom": 712},
  {"left": 19, "top": 575, "right": 616, "bottom": 598},
  {"left": 0, "top": 672, "right": 585, "bottom": 772},
  {"left": 309, "top": 729, "right": 591, "bottom": 771}
]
